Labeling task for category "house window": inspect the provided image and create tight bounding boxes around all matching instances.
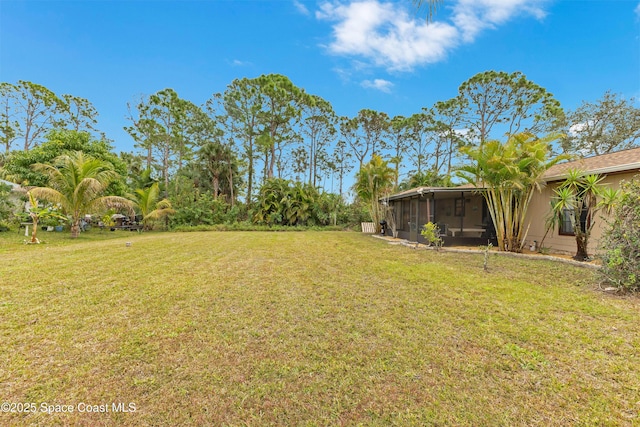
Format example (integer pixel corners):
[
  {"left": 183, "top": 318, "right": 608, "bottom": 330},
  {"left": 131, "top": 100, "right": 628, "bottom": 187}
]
[
  {"left": 559, "top": 208, "right": 588, "bottom": 236},
  {"left": 454, "top": 198, "right": 465, "bottom": 217}
]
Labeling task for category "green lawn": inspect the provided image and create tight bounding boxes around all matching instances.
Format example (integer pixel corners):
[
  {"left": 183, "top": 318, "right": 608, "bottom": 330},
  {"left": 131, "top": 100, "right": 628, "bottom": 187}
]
[{"left": 1, "top": 231, "right": 639, "bottom": 426}]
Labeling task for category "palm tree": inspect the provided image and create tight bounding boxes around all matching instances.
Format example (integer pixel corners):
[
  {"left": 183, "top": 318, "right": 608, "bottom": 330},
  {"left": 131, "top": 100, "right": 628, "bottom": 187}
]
[
  {"left": 132, "top": 167, "right": 156, "bottom": 191},
  {"left": 199, "top": 141, "right": 231, "bottom": 199},
  {"left": 25, "top": 191, "right": 67, "bottom": 243},
  {"left": 29, "top": 151, "right": 133, "bottom": 238},
  {"left": 458, "top": 132, "right": 567, "bottom": 252},
  {"left": 132, "top": 182, "right": 175, "bottom": 230},
  {"left": 399, "top": 169, "right": 449, "bottom": 190},
  {"left": 355, "top": 154, "right": 395, "bottom": 232}
]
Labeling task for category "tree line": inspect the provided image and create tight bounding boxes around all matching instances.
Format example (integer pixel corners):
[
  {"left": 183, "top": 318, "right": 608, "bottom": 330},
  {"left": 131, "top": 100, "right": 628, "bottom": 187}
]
[{"left": 1, "top": 72, "right": 639, "bottom": 229}]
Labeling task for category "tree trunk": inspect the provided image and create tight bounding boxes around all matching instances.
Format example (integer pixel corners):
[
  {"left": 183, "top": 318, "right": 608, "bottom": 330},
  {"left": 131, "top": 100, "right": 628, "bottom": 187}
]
[
  {"left": 309, "top": 137, "right": 314, "bottom": 186},
  {"left": 163, "top": 145, "right": 170, "bottom": 198},
  {"left": 228, "top": 159, "right": 235, "bottom": 207},
  {"left": 268, "top": 144, "right": 276, "bottom": 179},
  {"left": 23, "top": 122, "right": 31, "bottom": 151},
  {"left": 212, "top": 173, "right": 220, "bottom": 199},
  {"left": 575, "top": 234, "right": 589, "bottom": 261},
  {"left": 30, "top": 216, "right": 39, "bottom": 243},
  {"left": 394, "top": 162, "right": 400, "bottom": 188},
  {"left": 246, "top": 153, "right": 253, "bottom": 208},
  {"left": 70, "top": 220, "right": 81, "bottom": 238}
]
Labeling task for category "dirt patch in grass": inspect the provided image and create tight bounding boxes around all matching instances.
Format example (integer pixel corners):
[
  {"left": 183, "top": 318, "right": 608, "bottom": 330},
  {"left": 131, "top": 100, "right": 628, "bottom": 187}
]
[{"left": 1, "top": 231, "right": 639, "bottom": 426}]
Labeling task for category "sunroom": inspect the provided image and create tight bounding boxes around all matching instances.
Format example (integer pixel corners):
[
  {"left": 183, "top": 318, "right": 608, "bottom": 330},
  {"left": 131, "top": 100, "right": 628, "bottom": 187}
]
[{"left": 382, "top": 184, "right": 497, "bottom": 246}]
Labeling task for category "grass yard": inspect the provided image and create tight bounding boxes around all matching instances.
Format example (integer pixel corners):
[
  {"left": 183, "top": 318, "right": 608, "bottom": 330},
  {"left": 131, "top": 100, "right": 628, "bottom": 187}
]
[{"left": 1, "top": 231, "right": 639, "bottom": 426}]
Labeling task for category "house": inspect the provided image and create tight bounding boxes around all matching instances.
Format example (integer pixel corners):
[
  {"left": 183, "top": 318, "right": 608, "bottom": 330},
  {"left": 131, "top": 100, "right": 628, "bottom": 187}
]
[
  {"left": 0, "top": 179, "right": 25, "bottom": 229},
  {"left": 524, "top": 147, "right": 640, "bottom": 255},
  {"left": 384, "top": 147, "right": 640, "bottom": 254},
  {"left": 0, "top": 178, "right": 24, "bottom": 208}
]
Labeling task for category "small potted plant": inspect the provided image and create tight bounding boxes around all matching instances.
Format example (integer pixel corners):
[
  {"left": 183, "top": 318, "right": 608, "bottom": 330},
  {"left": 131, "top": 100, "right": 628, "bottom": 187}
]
[{"left": 101, "top": 211, "right": 116, "bottom": 232}]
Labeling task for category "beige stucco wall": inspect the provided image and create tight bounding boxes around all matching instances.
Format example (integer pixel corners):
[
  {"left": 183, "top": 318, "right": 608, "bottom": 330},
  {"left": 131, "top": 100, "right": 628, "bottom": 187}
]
[{"left": 524, "top": 171, "right": 639, "bottom": 256}]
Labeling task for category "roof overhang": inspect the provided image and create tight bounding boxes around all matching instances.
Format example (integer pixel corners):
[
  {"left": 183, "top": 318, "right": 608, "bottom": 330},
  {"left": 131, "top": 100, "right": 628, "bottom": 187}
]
[
  {"left": 383, "top": 185, "right": 486, "bottom": 202},
  {"left": 543, "top": 162, "right": 640, "bottom": 182}
]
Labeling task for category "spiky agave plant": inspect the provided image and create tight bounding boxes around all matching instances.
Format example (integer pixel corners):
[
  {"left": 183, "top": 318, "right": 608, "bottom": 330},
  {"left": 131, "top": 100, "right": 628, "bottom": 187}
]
[{"left": 550, "top": 169, "right": 619, "bottom": 260}]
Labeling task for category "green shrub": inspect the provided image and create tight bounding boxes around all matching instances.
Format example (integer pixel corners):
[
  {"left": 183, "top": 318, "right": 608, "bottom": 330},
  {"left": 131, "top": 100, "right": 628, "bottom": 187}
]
[
  {"left": 0, "top": 183, "right": 17, "bottom": 229},
  {"left": 170, "top": 192, "right": 240, "bottom": 227},
  {"left": 599, "top": 175, "right": 640, "bottom": 292},
  {"left": 421, "top": 222, "right": 443, "bottom": 250},
  {"left": 253, "top": 179, "right": 352, "bottom": 227},
  {"left": 339, "top": 199, "right": 370, "bottom": 228}
]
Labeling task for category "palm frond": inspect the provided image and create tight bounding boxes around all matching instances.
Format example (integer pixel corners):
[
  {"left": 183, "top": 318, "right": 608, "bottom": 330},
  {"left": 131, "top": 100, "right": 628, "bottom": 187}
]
[
  {"left": 28, "top": 187, "right": 68, "bottom": 209},
  {"left": 144, "top": 208, "right": 176, "bottom": 222}
]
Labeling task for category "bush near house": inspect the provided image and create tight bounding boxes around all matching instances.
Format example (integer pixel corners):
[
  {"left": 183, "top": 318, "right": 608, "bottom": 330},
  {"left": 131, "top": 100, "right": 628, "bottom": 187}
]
[
  {"left": 599, "top": 175, "right": 640, "bottom": 292},
  {"left": 421, "top": 222, "right": 443, "bottom": 249}
]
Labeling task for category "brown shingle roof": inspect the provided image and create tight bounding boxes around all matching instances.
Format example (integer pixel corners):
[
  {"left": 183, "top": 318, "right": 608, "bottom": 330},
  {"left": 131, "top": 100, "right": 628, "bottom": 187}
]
[{"left": 543, "top": 147, "right": 640, "bottom": 181}]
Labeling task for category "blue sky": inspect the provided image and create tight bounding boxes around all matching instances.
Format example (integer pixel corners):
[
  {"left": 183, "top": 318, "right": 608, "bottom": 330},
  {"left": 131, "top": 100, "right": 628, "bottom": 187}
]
[{"left": 1, "top": 0, "right": 639, "bottom": 159}]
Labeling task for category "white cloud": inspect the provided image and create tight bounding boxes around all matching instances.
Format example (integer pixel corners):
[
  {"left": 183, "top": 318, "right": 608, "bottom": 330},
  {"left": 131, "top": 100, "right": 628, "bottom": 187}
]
[
  {"left": 636, "top": 2, "right": 640, "bottom": 18},
  {"left": 452, "top": 0, "right": 548, "bottom": 42},
  {"left": 230, "top": 59, "right": 252, "bottom": 67},
  {"left": 293, "top": 0, "right": 310, "bottom": 16},
  {"left": 317, "top": 1, "right": 458, "bottom": 71},
  {"left": 361, "top": 78, "right": 394, "bottom": 92},
  {"left": 317, "top": 0, "right": 549, "bottom": 71},
  {"left": 333, "top": 67, "right": 353, "bottom": 82},
  {"left": 568, "top": 121, "right": 590, "bottom": 136}
]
